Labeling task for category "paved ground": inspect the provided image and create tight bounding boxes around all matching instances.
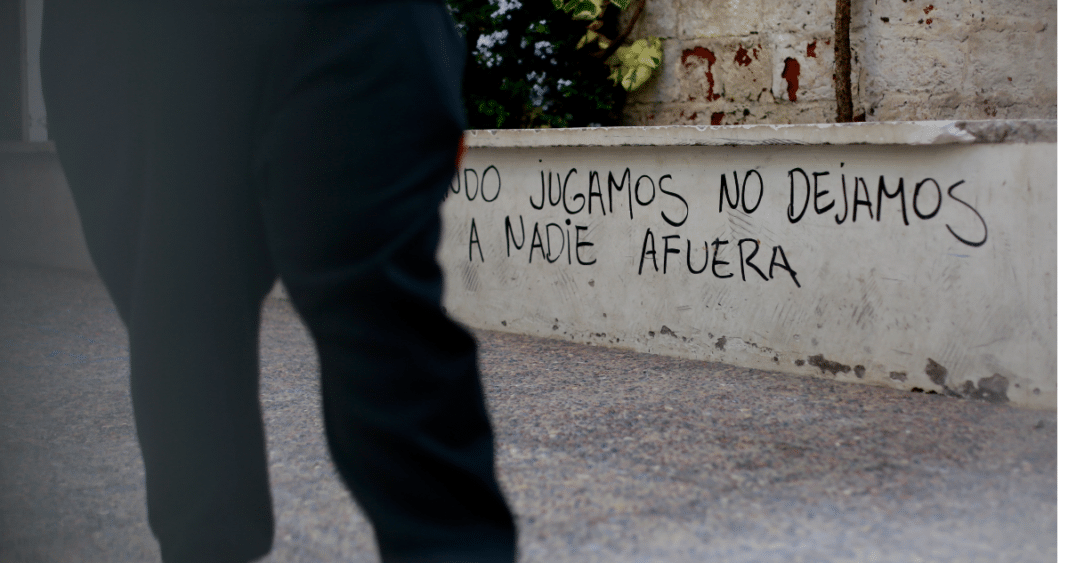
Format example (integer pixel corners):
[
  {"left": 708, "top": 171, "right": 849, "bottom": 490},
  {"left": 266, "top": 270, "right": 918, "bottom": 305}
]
[{"left": 0, "top": 262, "right": 1056, "bottom": 562}]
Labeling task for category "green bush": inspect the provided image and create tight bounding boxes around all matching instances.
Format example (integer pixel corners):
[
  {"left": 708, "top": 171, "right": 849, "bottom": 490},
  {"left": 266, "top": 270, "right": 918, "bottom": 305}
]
[{"left": 446, "top": 0, "right": 631, "bottom": 129}]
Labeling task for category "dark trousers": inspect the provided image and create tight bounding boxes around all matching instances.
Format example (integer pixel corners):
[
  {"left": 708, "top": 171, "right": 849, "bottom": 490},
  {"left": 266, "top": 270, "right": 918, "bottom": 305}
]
[{"left": 42, "top": 2, "right": 516, "bottom": 561}]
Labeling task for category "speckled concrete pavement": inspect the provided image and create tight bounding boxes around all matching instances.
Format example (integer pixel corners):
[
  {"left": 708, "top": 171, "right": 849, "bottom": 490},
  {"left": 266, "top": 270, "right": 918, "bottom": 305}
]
[{"left": 0, "top": 262, "right": 1056, "bottom": 563}]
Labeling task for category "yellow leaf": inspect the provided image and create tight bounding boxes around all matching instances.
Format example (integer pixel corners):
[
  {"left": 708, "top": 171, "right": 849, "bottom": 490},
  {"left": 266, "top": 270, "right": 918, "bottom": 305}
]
[
  {"left": 635, "top": 47, "right": 658, "bottom": 67},
  {"left": 621, "top": 65, "right": 652, "bottom": 91},
  {"left": 576, "top": 29, "right": 597, "bottom": 49}
]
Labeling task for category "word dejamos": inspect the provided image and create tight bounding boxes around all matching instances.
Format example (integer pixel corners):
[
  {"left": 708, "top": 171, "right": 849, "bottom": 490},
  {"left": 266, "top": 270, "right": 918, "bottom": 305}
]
[{"left": 783, "top": 166, "right": 988, "bottom": 247}]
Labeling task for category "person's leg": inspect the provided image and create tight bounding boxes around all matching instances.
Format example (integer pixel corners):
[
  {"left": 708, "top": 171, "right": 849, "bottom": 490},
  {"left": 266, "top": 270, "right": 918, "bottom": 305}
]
[
  {"left": 43, "top": 4, "right": 278, "bottom": 561},
  {"left": 255, "top": 2, "right": 516, "bottom": 562}
]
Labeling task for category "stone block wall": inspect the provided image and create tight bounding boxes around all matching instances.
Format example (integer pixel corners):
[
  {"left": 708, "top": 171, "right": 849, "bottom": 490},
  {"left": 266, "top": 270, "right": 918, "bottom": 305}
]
[{"left": 619, "top": 0, "right": 1056, "bottom": 125}]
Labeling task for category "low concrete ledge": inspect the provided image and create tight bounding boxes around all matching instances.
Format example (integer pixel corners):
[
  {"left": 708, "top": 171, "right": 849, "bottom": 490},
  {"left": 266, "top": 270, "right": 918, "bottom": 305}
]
[
  {"left": 440, "top": 120, "right": 1056, "bottom": 410},
  {"left": 465, "top": 120, "right": 1056, "bottom": 148},
  {"left": 0, "top": 143, "right": 94, "bottom": 273}
]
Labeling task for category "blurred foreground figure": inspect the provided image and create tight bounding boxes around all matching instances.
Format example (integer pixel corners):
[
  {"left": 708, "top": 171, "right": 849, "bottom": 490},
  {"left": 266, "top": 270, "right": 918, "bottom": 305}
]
[{"left": 42, "top": 1, "right": 516, "bottom": 561}]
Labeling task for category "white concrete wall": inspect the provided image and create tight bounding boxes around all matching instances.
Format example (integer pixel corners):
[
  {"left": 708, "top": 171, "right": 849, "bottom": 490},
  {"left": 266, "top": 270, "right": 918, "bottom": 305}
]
[
  {"left": 0, "top": 143, "right": 94, "bottom": 272},
  {"left": 438, "top": 120, "right": 1056, "bottom": 409},
  {"left": 24, "top": 0, "right": 46, "bottom": 142},
  {"left": 620, "top": 0, "right": 1056, "bottom": 126}
]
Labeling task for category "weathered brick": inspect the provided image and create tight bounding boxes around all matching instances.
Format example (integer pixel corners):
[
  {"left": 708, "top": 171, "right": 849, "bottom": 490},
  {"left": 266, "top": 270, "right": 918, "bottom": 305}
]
[
  {"left": 963, "top": 29, "right": 1039, "bottom": 97},
  {"left": 620, "top": 102, "right": 663, "bottom": 126},
  {"left": 677, "top": 41, "right": 726, "bottom": 103},
  {"left": 769, "top": 32, "right": 862, "bottom": 103},
  {"left": 678, "top": 0, "right": 764, "bottom": 39},
  {"left": 869, "top": 91, "right": 965, "bottom": 120},
  {"left": 863, "top": 36, "right": 965, "bottom": 95},
  {"left": 718, "top": 38, "right": 774, "bottom": 103},
  {"left": 765, "top": 0, "right": 869, "bottom": 33},
  {"left": 962, "top": 0, "right": 1057, "bottom": 22},
  {"left": 624, "top": 0, "right": 677, "bottom": 39},
  {"left": 618, "top": 0, "right": 1054, "bottom": 124}
]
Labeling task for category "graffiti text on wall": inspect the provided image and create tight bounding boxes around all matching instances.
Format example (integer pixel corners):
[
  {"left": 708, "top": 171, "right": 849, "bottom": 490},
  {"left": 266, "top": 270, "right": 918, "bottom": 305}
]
[{"left": 447, "top": 162, "right": 988, "bottom": 289}]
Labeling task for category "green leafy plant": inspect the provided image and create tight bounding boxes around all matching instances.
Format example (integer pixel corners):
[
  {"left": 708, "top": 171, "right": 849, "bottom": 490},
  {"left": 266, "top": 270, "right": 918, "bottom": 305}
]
[
  {"left": 607, "top": 37, "right": 663, "bottom": 91},
  {"left": 446, "top": 0, "right": 662, "bottom": 128},
  {"left": 555, "top": 0, "right": 662, "bottom": 92}
]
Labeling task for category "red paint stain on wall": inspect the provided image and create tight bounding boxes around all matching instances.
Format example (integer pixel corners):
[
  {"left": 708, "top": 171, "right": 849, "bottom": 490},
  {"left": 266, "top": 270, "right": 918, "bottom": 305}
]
[
  {"left": 711, "top": 112, "right": 725, "bottom": 125},
  {"left": 806, "top": 41, "right": 818, "bottom": 58},
  {"left": 677, "top": 110, "right": 700, "bottom": 122},
  {"left": 682, "top": 46, "right": 720, "bottom": 101},
  {"left": 782, "top": 58, "right": 801, "bottom": 101},
  {"left": 923, "top": 4, "right": 934, "bottom": 14},
  {"left": 734, "top": 46, "right": 753, "bottom": 66}
]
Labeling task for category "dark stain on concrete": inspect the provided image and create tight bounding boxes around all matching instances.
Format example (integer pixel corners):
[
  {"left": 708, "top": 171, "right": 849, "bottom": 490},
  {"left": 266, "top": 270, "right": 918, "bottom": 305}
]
[
  {"left": 711, "top": 112, "right": 725, "bottom": 125},
  {"left": 806, "top": 41, "right": 817, "bottom": 58},
  {"left": 926, "top": 358, "right": 948, "bottom": 386},
  {"left": 715, "top": 336, "right": 727, "bottom": 350},
  {"left": 794, "top": 359, "right": 805, "bottom": 366},
  {"left": 853, "top": 365, "right": 866, "bottom": 379},
  {"left": 501, "top": 320, "right": 507, "bottom": 326},
  {"left": 660, "top": 325, "right": 678, "bottom": 338},
  {"left": 959, "top": 374, "right": 1010, "bottom": 403},
  {"left": 807, "top": 354, "right": 851, "bottom": 376},
  {"left": 890, "top": 371, "right": 908, "bottom": 382}
]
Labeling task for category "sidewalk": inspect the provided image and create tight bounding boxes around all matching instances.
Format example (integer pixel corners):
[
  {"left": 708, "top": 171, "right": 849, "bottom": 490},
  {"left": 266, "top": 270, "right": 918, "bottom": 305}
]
[{"left": 0, "top": 262, "right": 1055, "bottom": 563}]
